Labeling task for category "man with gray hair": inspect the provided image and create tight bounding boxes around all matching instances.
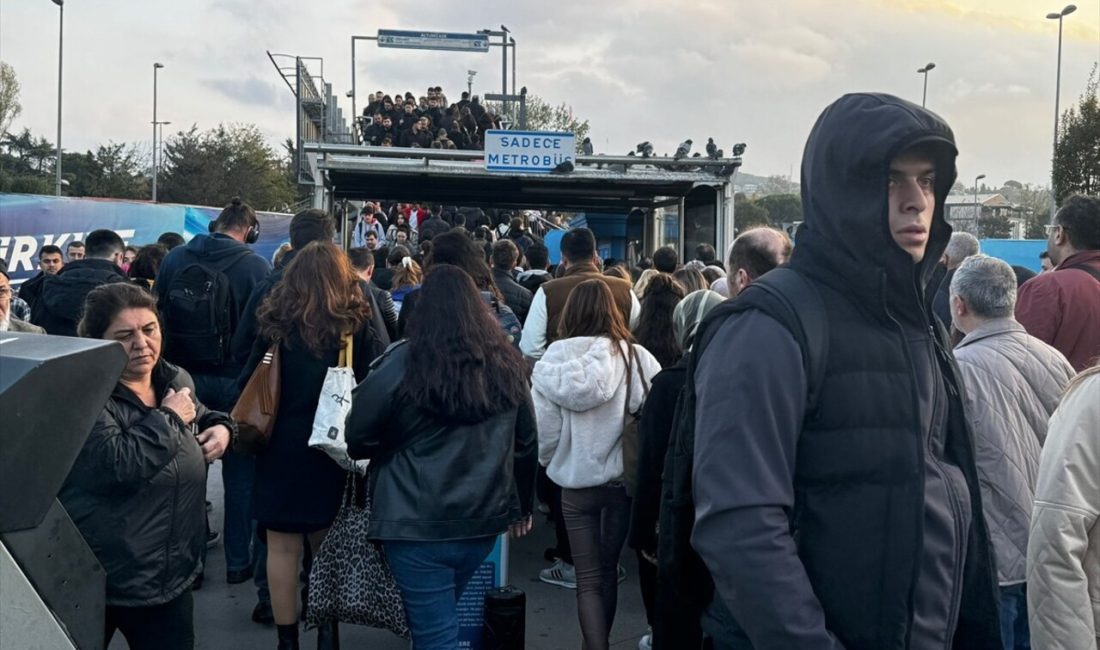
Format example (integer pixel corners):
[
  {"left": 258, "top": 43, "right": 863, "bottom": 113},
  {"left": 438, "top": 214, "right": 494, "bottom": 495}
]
[
  {"left": 933, "top": 231, "right": 980, "bottom": 326},
  {"left": 949, "top": 254, "right": 1074, "bottom": 649}
]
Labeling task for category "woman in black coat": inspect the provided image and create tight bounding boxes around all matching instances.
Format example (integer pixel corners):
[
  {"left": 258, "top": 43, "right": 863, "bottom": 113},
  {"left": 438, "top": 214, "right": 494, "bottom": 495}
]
[
  {"left": 346, "top": 265, "right": 537, "bottom": 650},
  {"left": 63, "top": 282, "right": 233, "bottom": 650},
  {"left": 628, "top": 289, "right": 724, "bottom": 649},
  {"left": 238, "top": 241, "right": 384, "bottom": 649}
]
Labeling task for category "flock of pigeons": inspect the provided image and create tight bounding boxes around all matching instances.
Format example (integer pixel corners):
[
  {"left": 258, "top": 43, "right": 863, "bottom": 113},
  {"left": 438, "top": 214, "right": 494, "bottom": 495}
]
[{"left": 562, "top": 137, "right": 746, "bottom": 176}]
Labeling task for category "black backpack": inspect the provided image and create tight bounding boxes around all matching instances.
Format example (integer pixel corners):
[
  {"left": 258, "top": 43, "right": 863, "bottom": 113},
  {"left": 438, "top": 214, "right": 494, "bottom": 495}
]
[
  {"left": 162, "top": 252, "right": 249, "bottom": 369},
  {"left": 653, "top": 267, "right": 829, "bottom": 648}
]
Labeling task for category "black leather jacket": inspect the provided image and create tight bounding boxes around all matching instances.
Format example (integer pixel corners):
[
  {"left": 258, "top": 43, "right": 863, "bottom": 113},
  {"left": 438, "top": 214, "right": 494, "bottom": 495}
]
[
  {"left": 58, "top": 360, "right": 233, "bottom": 606},
  {"left": 346, "top": 341, "right": 537, "bottom": 541}
]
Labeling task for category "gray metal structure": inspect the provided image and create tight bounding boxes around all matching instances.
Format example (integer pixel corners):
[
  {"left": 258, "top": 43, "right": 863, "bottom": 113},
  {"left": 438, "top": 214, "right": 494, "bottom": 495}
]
[
  {"left": 301, "top": 143, "right": 742, "bottom": 259},
  {"left": 1, "top": 333, "right": 129, "bottom": 650}
]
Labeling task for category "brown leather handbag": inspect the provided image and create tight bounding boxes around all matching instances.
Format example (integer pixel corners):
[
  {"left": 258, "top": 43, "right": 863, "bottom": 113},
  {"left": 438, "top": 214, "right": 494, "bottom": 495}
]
[{"left": 231, "top": 342, "right": 281, "bottom": 454}]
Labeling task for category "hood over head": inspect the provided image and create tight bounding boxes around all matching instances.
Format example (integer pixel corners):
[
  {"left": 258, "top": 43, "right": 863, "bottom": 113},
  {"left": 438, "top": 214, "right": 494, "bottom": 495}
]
[
  {"left": 532, "top": 336, "right": 627, "bottom": 411},
  {"left": 790, "top": 93, "right": 957, "bottom": 324}
]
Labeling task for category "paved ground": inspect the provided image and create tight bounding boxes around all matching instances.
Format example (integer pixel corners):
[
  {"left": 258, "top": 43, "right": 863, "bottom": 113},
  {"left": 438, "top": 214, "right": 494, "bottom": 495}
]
[{"left": 109, "top": 462, "right": 649, "bottom": 649}]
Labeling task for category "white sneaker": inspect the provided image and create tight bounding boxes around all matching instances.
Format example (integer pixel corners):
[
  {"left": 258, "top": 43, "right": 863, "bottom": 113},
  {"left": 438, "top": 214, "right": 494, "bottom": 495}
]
[
  {"left": 638, "top": 631, "right": 653, "bottom": 650},
  {"left": 538, "top": 559, "right": 577, "bottom": 589}
]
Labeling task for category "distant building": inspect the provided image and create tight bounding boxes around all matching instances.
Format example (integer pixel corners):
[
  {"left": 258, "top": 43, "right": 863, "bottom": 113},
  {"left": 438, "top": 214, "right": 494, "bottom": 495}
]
[{"left": 944, "top": 193, "right": 1028, "bottom": 239}]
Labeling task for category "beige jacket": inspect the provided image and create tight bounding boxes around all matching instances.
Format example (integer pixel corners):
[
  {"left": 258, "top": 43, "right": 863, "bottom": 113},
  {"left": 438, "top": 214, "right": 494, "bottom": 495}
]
[{"left": 1027, "top": 370, "right": 1100, "bottom": 649}]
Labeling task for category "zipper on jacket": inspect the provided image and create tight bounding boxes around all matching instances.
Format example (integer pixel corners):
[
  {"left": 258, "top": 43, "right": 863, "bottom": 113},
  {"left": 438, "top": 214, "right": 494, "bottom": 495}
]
[{"left": 882, "top": 271, "right": 923, "bottom": 649}]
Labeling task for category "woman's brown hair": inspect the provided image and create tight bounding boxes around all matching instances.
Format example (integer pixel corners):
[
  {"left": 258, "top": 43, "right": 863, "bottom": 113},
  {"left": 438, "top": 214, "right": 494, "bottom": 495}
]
[
  {"left": 257, "top": 241, "right": 371, "bottom": 357},
  {"left": 390, "top": 255, "right": 423, "bottom": 291},
  {"left": 557, "top": 279, "right": 633, "bottom": 353}
]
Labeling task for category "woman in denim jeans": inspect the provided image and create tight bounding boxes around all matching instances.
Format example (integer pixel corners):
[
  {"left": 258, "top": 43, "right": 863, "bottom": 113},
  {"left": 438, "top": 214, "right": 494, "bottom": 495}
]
[
  {"left": 531, "top": 279, "right": 661, "bottom": 650},
  {"left": 347, "top": 265, "right": 538, "bottom": 650}
]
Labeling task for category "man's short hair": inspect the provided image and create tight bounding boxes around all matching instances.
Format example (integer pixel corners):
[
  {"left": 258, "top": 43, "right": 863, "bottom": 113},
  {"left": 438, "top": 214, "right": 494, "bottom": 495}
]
[
  {"left": 526, "top": 242, "right": 549, "bottom": 269},
  {"left": 84, "top": 229, "right": 126, "bottom": 259},
  {"left": 288, "top": 209, "right": 335, "bottom": 250},
  {"left": 944, "top": 232, "right": 980, "bottom": 266},
  {"left": 559, "top": 228, "right": 597, "bottom": 263},
  {"left": 695, "top": 243, "right": 717, "bottom": 264},
  {"left": 156, "top": 232, "right": 186, "bottom": 249},
  {"left": 950, "top": 254, "right": 1017, "bottom": 319},
  {"left": 366, "top": 231, "right": 378, "bottom": 241},
  {"left": 347, "top": 247, "right": 375, "bottom": 272},
  {"left": 491, "top": 239, "right": 520, "bottom": 270},
  {"left": 67, "top": 241, "right": 85, "bottom": 252},
  {"left": 1055, "top": 194, "right": 1100, "bottom": 251},
  {"left": 728, "top": 227, "right": 791, "bottom": 280},
  {"left": 652, "top": 246, "right": 679, "bottom": 273},
  {"left": 39, "top": 245, "right": 63, "bottom": 259}
]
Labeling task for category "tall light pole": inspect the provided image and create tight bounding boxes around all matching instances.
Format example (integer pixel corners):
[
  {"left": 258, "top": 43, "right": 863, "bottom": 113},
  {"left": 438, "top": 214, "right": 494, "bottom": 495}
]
[
  {"left": 974, "top": 173, "right": 986, "bottom": 234},
  {"left": 500, "top": 25, "right": 510, "bottom": 95},
  {"left": 1047, "top": 4, "right": 1077, "bottom": 221},
  {"left": 52, "top": 0, "right": 64, "bottom": 196},
  {"left": 467, "top": 70, "right": 477, "bottom": 97},
  {"left": 152, "top": 62, "right": 164, "bottom": 202},
  {"left": 917, "top": 62, "right": 936, "bottom": 108}
]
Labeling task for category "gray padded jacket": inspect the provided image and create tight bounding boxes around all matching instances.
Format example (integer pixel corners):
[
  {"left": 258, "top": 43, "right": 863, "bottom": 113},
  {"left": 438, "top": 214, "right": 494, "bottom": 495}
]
[{"left": 953, "top": 318, "right": 1074, "bottom": 585}]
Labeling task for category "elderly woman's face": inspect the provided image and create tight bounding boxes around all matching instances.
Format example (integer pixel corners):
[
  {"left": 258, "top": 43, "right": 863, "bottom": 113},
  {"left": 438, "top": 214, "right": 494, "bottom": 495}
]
[{"left": 103, "top": 308, "right": 161, "bottom": 378}]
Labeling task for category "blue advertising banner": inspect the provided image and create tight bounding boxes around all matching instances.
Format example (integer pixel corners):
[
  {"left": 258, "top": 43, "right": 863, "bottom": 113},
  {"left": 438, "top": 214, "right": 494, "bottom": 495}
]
[{"left": 0, "top": 194, "right": 291, "bottom": 284}]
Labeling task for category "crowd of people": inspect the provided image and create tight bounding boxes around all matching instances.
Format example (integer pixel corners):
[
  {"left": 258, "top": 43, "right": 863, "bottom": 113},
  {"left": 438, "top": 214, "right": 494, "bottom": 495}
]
[
  {"left": 356, "top": 86, "right": 503, "bottom": 151},
  {"left": 1, "top": 91, "right": 1099, "bottom": 650}
]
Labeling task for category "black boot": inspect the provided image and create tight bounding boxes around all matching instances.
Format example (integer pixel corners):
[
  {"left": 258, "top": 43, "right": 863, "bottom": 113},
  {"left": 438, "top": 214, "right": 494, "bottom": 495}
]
[
  {"left": 277, "top": 623, "right": 299, "bottom": 650},
  {"left": 317, "top": 621, "right": 340, "bottom": 650}
]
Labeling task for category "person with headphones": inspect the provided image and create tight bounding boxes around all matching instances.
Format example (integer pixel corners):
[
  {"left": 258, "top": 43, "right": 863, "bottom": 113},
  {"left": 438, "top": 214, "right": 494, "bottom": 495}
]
[{"left": 154, "top": 197, "right": 272, "bottom": 594}]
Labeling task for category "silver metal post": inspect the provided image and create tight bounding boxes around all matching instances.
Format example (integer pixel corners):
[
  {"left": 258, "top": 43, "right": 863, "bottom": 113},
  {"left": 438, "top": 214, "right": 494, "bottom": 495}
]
[
  {"left": 500, "top": 26, "right": 509, "bottom": 95},
  {"left": 922, "top": 73, "right": 928, "bottom": 107},
  {"left": 351, "top": 36, "right": 357, "bottom": 120},
  {"left": 510, "top": 37, "right": 516, "bottom": 95},
  {"left": 152, "top": 63, "right": 164, "bottom": 202},
  {"left": 54, "top": 0, "right": 64, "bottom": 196}
]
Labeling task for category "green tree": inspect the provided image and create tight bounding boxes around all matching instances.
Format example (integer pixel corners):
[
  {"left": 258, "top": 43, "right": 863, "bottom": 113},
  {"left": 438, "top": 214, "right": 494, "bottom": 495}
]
[
  {"left": 734, "top": 193, "right": 770, "bottom": 233},
  {"left": 756, "top": 193, "right": 802, "bottom": 226},
  {"left": 159, "top": 124, "right": 295, "bottom": 209},
  {"left": 978, "top": 213, "right": 1013, "bottom": 239},
  {"left": 490, "top": 95, "right": 591, "bottom": 153},
  {"left": 61, "top": 143, "right": 149, "bottom": 199},
  {"left": 0, "top": 61, "right": 21, "bottom": 136},
  {"left": 1053, "top": 66, "right": 1100, "bottom": 203}
]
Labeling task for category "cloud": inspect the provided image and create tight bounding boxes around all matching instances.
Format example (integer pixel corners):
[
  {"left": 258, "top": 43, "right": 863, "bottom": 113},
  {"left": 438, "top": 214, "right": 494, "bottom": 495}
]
[{"left": 202, "top": 77, "right": 287, "bottom": 109}]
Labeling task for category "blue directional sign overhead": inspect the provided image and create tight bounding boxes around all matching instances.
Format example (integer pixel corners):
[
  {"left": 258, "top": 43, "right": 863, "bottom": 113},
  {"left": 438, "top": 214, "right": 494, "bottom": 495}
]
[{"left": 377, "top": 29, "right": 491, "bottom": 53}]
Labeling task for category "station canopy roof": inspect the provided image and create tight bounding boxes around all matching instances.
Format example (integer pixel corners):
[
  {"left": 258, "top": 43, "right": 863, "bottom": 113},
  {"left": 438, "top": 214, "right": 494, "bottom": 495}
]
[{"left": 307, "top": 144, "right": 741, "bottom": 213}]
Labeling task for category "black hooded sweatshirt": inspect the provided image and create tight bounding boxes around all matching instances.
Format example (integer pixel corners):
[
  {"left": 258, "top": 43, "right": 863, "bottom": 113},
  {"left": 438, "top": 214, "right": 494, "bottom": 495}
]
[
  {"left": 691, "top": 94, "right": 1001, "bottom": 649},
  {"left": 31, "top": 258, "right": 130, "bottom": 336}
]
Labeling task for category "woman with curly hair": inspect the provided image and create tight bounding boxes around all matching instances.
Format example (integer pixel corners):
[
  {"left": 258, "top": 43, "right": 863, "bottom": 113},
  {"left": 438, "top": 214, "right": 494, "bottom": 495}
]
[{"left": 238, "top": 241, "right": 385, "bottom": 649}]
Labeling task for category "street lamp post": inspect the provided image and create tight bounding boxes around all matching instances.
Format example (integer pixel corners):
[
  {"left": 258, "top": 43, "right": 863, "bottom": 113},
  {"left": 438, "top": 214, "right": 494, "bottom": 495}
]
[
  {"left": 152, "top": 62, "right": 164, "bottom": 202},
  {"left": 974, "top": 174, "right": 986, "bottom": 234},
  {"left": 510, "top": 37, "right": 516, "bottom": 95},
  {"left": 1047, "top": 4, "right": 1077, "bottom": 221},
  {"left": 52, "top": 0, "right": 64, "bottom": 196},
  {"left": 917, "top": 62, "right": 936, "bottom": 108},
  {"left": 500, "top": 25, "right": 510, "bottom": 95},
  {"left": 467, "top": 70, "right": 477, "bottom": 97}
]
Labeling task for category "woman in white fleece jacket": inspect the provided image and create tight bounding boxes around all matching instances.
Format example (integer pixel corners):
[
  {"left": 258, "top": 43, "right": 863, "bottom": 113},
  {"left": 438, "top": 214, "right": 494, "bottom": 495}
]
[{"left": 532, "top": 279, "right": 661, "bottom": 650}]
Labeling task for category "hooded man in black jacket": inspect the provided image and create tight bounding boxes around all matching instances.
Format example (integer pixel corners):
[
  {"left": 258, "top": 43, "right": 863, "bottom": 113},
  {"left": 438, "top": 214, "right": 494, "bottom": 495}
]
[
  {"left": 31, "top": 229, "right": 129, "bottom": 336},
  {"left": 690, "top": 94, "right": 1001, "bottom": 649}
]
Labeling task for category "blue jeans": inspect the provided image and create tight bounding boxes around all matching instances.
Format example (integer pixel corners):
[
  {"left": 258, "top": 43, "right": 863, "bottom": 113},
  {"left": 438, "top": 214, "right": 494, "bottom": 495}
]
[
  {"left": 192, "top": 373, "right": 265, "bottom": 599},
  {"left": 999, "top": 583, "right": 1030, "bottom": 650},
  {"left": 383, "top": 536, "right": 497, "bottom": 650}
]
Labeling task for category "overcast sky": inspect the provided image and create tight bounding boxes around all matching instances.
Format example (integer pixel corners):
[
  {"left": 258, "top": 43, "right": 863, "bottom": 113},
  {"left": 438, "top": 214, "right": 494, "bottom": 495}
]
[{"left": 3, "top": 0, "right": 1099, "bottom": 189}]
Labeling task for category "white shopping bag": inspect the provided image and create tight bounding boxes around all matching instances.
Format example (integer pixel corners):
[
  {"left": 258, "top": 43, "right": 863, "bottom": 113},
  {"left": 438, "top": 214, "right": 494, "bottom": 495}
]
[{"left": 309, "top": 333, "right": 369, "bottom": 475}]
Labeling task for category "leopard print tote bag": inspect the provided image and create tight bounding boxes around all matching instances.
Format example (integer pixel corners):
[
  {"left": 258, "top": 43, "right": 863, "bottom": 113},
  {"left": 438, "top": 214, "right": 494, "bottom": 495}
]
[{"left": 306, "top": 471, "right": 410, "bottom": 639}]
